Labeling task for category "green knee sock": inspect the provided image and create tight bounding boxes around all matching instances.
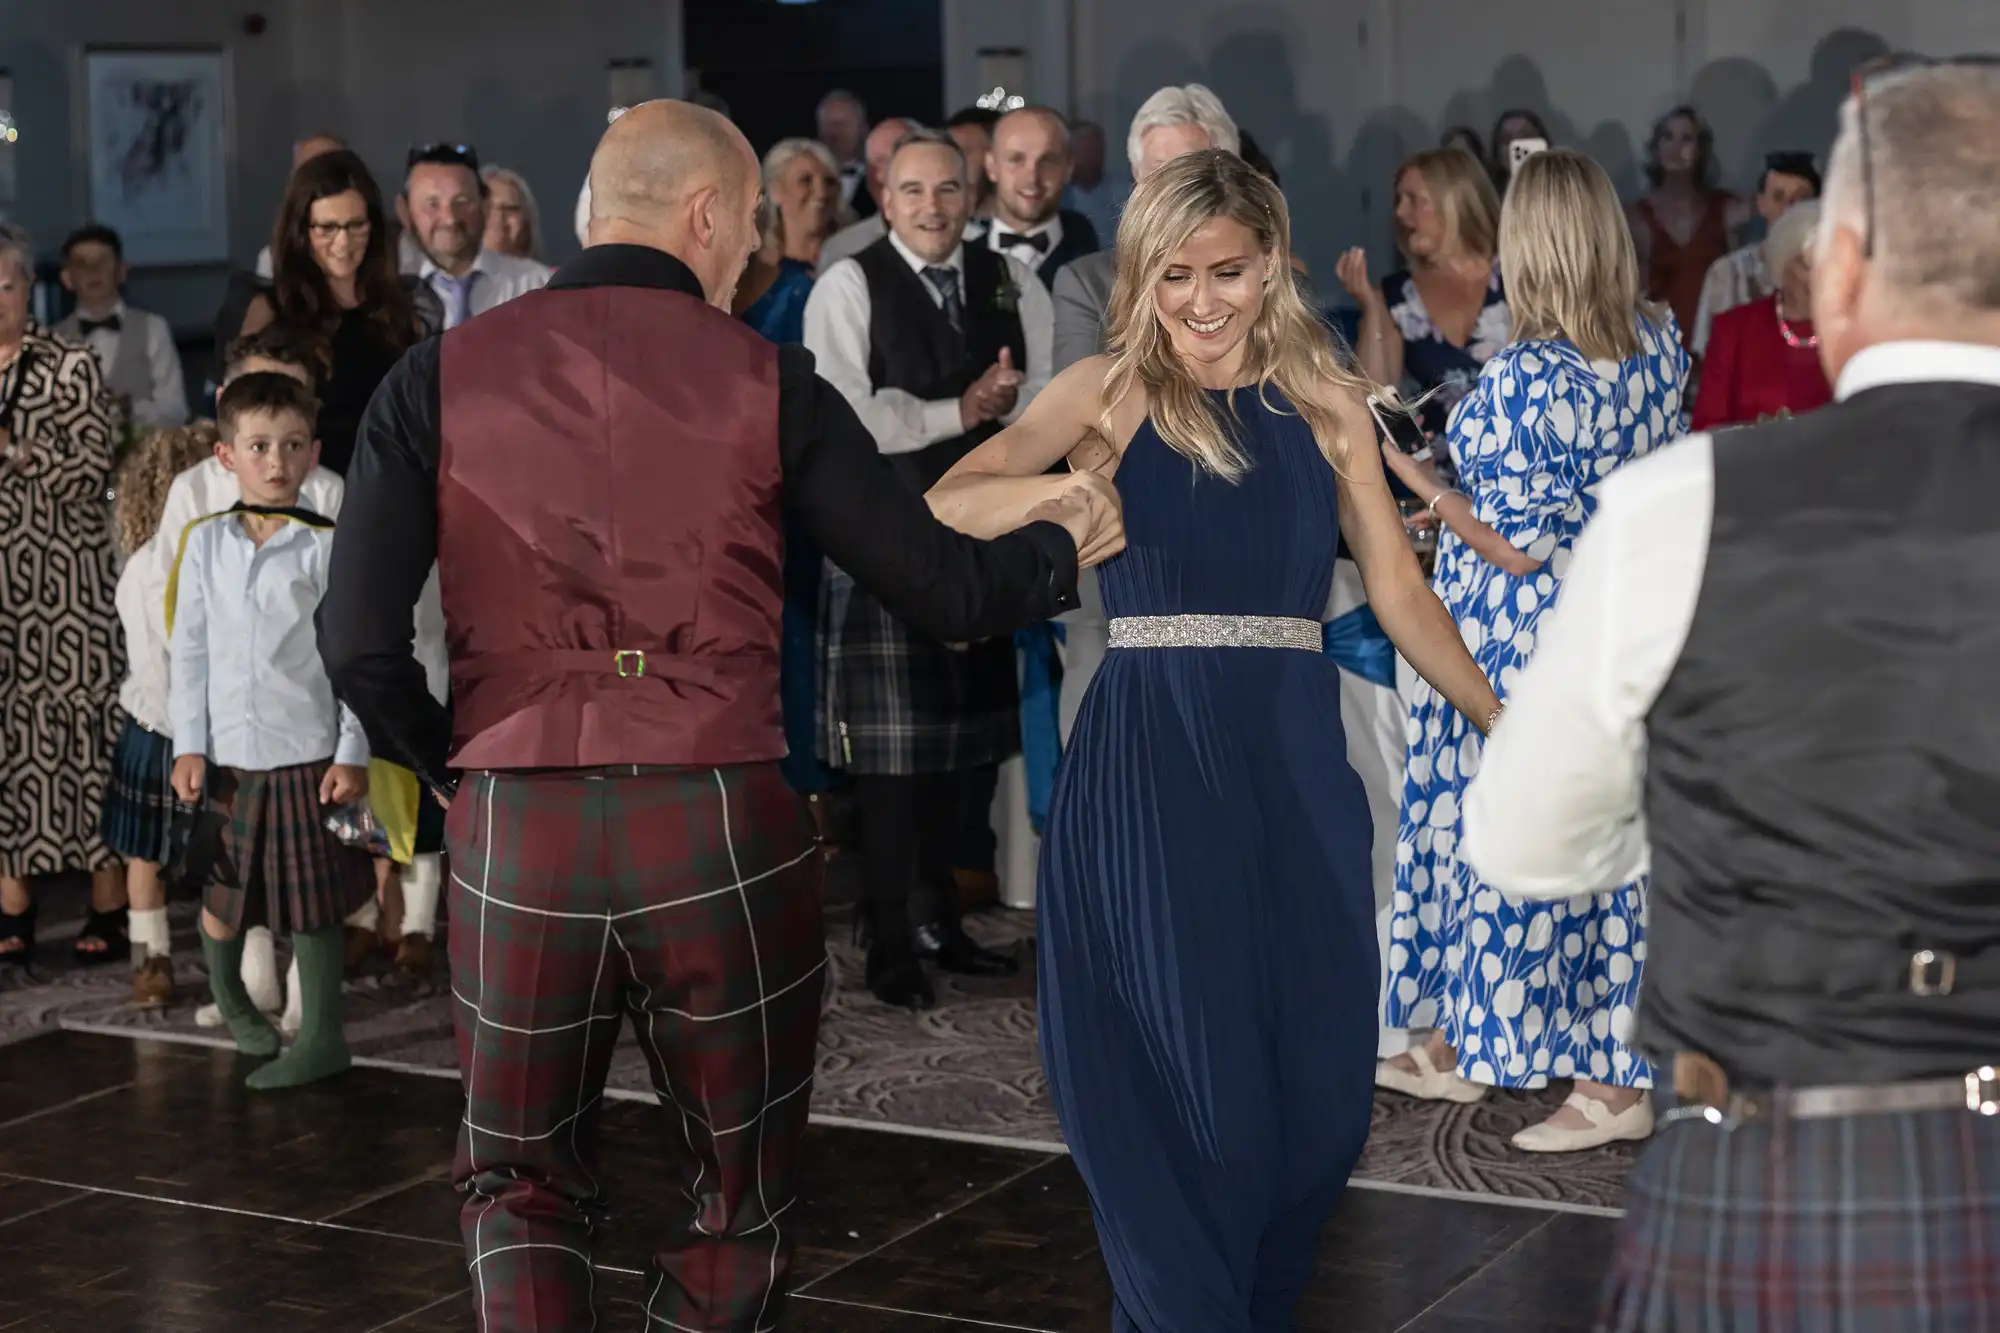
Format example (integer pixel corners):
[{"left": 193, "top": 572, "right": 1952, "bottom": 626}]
[
  {"left": 246, "top": 927, "right": 351, "bottom": 1091},
  {"left": 200, "top": 927, "right": 281, "bottom": 1059}
]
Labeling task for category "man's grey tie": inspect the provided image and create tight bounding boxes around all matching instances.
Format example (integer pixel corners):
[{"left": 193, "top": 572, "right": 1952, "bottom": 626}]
[{"left": 921, "top": 265, "right": 964, "bottom": 332}]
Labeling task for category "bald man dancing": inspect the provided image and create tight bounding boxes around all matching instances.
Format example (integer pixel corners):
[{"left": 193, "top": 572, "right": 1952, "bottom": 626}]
[{"left": 320, "top": 101, "right": 1111, "bottom": 1331}]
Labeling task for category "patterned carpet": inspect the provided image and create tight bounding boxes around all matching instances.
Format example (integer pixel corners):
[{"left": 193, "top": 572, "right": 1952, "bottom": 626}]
[{"left": 2, "top": 879, "right": 1635, "bottom": 1211}]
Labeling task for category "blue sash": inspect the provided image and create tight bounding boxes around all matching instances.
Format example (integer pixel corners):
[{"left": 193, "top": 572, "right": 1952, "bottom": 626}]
[
  {"left": 1017, "top": 622, "right": 1064, "bottom": 831},
  {"left": 1322, "top": 604, "right": 1397, "bottom": 689}
]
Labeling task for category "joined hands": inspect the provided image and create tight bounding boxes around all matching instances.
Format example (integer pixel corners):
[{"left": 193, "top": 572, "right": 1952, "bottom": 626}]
[{"left": 1027, "top": 469, "right": 1125, "bottom": 569}]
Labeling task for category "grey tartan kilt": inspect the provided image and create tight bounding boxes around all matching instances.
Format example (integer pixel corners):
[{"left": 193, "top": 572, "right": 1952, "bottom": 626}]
[{"left": 816, "top": 563, "right": 1020, "bottom": 776}]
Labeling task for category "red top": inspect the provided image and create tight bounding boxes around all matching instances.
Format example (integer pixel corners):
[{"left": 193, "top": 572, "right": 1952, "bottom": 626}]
[
  {"left": 1638, "top": 193, "right": 1732, "bottom": 351},
  {"left": 436, "top": 284, "right": 787, "bottom": 770},
  {"left": 1690, "top": 294, "right": 1834, "bottom": 431}
]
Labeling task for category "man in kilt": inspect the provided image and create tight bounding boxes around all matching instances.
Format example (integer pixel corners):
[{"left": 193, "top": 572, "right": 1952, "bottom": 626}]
[
  {"left": 1461, "top": 62, "right": 2000, "bottom": 1332},
  {"left": 319, "top": 100, "right": 1112, "bottom": 1332},
  {"left": 168, "top": 372, "right": 374, "bottom": 1090},
  {"left": 803, "top": 128, "right": 1057, "bottom": 1008}
]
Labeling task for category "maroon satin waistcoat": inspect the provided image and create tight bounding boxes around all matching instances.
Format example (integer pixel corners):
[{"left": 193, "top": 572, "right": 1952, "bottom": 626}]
[{"left": 436, "top": 284, "right": 784, "bottom": 770}]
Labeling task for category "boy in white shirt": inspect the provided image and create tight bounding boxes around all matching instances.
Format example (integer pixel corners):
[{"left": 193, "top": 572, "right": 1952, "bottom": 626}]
[
  {"left": 55, "top": 224, "right": 189, "bottom": 430},
  {"left": 168, "top": 373, "right": 373, "bottom": 1090},
  {"left": 149, "top": 329, "right": 341, "bottom": 1023}
]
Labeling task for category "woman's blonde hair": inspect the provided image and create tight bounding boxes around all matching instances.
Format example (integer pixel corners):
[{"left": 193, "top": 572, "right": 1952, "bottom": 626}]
[
  {"left": 1499, "top": 148, "right": 1662, "bottom": 362},
  {"left": 760, "top": 137, "right": 843, "bottom": 251},
  {"left": 1396, "top": 148, "right": 1501, "bottom": 262},
  {"left": 479, "top": 166, "right": 544, "bottom": 261},
  {"left": 114, "top": 422, "right": 217, "bottom": 557},
  {"left": 1103, "top": 149, "right": 1372, "bottom": 480}
]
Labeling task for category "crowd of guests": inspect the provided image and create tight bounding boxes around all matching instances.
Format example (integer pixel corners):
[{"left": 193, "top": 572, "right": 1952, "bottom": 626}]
[{"left": 0, "top": 80, "right": 1841, "bottom": 1143}]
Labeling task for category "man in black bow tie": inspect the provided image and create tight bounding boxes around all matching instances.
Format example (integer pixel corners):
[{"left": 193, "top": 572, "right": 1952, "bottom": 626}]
[
  {"left": 56, "top": 224, "right": 188, "bottom": 429},
  {"left": 983, "top": 106, "right": 1100, "bottom": 290}
]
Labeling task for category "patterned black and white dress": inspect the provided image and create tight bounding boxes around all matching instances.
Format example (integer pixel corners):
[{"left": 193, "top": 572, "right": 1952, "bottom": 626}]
[{"left": 0, "top": 326, "right": 124, "bottom": 877}]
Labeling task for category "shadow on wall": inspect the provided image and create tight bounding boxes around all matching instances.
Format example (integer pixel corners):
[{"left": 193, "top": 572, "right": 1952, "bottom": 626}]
[
  {"left": 1110, "top": 24, "right": 1902, "bottom": 274},
  {"left": 465, "top": 76, "right": 592, "bottom": 262}
]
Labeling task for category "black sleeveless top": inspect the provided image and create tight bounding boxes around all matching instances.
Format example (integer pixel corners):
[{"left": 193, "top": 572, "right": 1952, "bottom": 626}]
[{"left": 1641, "top": 380, "right": 2000, "bottom": 1088}]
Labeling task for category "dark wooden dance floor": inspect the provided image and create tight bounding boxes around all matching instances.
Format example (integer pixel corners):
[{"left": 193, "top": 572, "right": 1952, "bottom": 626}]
[{"left": 0, "top": 1030, "right": 1617, "bottom": 1331}]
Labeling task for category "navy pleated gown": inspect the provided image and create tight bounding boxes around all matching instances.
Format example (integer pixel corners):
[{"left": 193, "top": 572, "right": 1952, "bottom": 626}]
[{"left": 1039, "top": 387, "right": 1380, "bottom": 1332}]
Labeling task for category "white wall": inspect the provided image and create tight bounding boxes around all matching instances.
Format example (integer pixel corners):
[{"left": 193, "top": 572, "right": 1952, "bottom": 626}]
[
  {"left": 0, "top": 0, "right": 681, "bottom": 331},
  {"left": 1008, "top": 0, "right": 2000, "bottom": 278}
]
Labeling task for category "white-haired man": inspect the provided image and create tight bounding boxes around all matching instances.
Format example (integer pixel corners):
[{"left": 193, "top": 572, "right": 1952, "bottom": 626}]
[{"left": 1465, "top": 60, "right": 2000, "bottom": 1327}]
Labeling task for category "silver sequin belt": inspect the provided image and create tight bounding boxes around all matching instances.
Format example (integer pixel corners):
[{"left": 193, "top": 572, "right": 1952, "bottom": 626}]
[{"left": 1106, "top": 614, "right": 1323, "bottom": 652}]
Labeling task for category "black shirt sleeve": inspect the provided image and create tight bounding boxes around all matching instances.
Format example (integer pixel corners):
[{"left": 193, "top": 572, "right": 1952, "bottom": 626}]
[
  {"left": 317, "top": 337, "right": 456, "bottom": 793},
  {"left": 777, "top": 343, "right": 1078, "bottom": 640}
]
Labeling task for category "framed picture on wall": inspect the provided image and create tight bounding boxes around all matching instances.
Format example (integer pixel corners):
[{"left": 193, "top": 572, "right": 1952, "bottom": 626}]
[{"left": 77, "top": 47, "right": 232, "bottom": 266}]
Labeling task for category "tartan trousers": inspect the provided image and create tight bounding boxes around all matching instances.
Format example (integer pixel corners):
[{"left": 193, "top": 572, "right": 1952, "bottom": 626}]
[
  {"left": 1600, "top": 1106, "right": 2000, "bottom": 1332},
  {"left": 446, "top": 763, "right": 824, "bottom": 1333}
]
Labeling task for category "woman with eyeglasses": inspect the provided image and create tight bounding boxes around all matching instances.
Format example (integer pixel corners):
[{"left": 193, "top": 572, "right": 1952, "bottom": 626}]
[{"left": 239, "top": 150, "right": 434, "bottom": 475}]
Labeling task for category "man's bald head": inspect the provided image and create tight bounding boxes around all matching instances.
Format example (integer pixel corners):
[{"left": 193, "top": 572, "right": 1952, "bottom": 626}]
[
  {"left": 589, "top": 99, "right": 756, "bottom": 230},
  {"left": 862, "top": 117, "right": 919, "bottom": 206},
  {"left": 586, "top": 99, "right": 763, "bottom": 309}
]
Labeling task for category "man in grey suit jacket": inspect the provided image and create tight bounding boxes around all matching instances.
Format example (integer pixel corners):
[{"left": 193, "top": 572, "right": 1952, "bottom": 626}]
[{"left": 1049, "top": 85, "right": 1241, "bottom": 739}]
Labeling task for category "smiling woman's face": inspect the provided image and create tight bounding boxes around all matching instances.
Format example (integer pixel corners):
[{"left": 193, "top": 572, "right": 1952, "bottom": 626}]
[{"left": 1153, "top": 216, "right": 1268, "bottom": 373}]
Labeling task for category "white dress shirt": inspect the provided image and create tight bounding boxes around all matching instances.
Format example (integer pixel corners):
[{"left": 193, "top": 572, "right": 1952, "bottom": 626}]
[
  {"left": 145, "top": 456, "right": 448, "bottom": 709},
  {"left": 169, "top": 513, "right": 368, "bottom": 770},
  {"left": 419, "top": 248, "right": 553, "bottom": 329},
  {"left": 62, "top": 302, "right": 188, "bottom": 429},
  {"left": 133, "top": 459, "right": 343, "bottom": 742},
  {"left": 1462, "top": 340, "right": 2000, "bottom": 902},
  {"left": 114, "top": 551, "right": 173, "bottom": 734},
  {"left": 802, "top": 231, "right": 1053, "bottom": 456}
]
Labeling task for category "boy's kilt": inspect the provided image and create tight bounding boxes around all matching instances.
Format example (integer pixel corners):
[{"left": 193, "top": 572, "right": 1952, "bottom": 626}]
[
  {"left": 202, "top": 759, "right": 375, "bottom": 934},
  {"left": 817, "top": 564, "right": 1020, "bottom": 776}
]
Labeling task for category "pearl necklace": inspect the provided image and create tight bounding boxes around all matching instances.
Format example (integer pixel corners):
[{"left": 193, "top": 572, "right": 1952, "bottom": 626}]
[{"left": 1775, "top": 300, "right": 1817, "bottom": 349}]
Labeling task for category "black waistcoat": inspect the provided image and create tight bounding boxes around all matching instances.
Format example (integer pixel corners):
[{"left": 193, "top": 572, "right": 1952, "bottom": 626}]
[
  {"left": 1641, "top": 380, "right": 2000, "bottom": 1089},
  {"left": 852, "top": 238, "right": 1027, "bottom": 491}
]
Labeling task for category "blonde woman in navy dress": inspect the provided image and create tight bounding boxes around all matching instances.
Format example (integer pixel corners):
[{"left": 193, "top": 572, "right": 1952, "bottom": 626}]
[{"left": 928, "top": 151, "right": 1501, "bottom": 1332}]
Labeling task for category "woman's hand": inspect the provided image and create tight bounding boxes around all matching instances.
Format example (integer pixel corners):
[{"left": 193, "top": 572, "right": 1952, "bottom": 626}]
[
  {"left": 1379, "top": 441, "right": 1448, "bottom": 503},
  {"left": 1335, "top": 248, "right": 1378, "bottom": 306}
]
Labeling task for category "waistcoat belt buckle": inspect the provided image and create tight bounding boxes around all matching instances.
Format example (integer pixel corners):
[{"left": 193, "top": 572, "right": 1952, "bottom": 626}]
[
  {"left": 1911, "top": 949, "right": 1957, "bottom": 997},
  {"left": 615, "top": 650, "right": 647, "bottom": 679}
]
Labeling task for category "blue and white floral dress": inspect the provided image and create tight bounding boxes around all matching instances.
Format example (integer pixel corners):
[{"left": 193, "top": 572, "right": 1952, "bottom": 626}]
[{"left": 1383, "top": 316, "right": 1687, "bottom": 1090}]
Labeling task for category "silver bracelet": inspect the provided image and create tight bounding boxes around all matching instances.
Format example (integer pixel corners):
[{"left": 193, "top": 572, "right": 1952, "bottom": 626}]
[{"left": 1427, "top": 489, "right": 1458, "bottom": 518}]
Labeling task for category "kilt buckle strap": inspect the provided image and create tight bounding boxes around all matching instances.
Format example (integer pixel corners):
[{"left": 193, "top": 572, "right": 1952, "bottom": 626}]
[{"left": 1670, "top": 1051, "right": 2000, "bottom": 1127}]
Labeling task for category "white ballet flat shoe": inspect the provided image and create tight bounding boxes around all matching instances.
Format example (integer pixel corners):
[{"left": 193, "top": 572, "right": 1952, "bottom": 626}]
[
  {"left": 1375, "top": 1043, "right": 1489, "bottom": 1103},
  {"left": 1510, "top": 1091, "right": 1654, "bottom": 1153}
]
